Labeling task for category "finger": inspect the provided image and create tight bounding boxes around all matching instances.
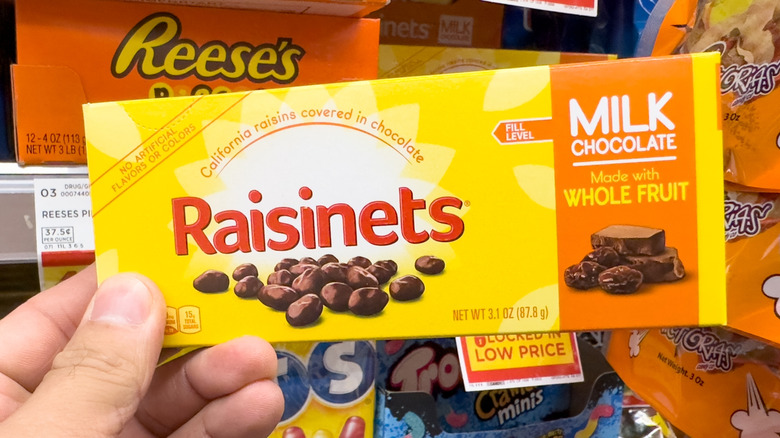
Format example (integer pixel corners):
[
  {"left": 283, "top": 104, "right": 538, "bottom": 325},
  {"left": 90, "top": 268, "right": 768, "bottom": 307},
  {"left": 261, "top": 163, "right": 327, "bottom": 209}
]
[
  {"left": 134, "top": 336, "right": 279, "bottom": 436},
  {"left": 0, "top": 377, "right": 27, "bottom": 421},
  {"left": 0, "top": 273, "right": 166, "bottom": 437},
  {"left": 168, "top": 379, "right": 284, "bottom": 438},
  {"left": 0, "top": 264, "right": 97, "bottom": 392}
]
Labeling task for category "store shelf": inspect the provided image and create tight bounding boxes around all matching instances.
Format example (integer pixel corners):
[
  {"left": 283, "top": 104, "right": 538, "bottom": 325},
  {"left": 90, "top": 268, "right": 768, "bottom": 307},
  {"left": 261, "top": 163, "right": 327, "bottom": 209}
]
[{"left": 0, "top": 162, "right": 87, "bottom": 296}]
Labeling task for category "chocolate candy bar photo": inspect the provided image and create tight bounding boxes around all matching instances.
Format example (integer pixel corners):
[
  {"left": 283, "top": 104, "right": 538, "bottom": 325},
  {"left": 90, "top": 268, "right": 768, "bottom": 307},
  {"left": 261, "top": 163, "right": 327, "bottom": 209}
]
[
  {"left": 564, "top": 224, "right": 685, "bottom": 295},
  {"left": 591, "top": 224, "right": 666, "bottom": 256}
]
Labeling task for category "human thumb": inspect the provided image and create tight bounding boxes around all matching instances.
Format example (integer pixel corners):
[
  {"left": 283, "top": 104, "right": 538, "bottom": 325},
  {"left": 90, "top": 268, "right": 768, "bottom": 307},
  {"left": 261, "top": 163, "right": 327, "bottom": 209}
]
[{"left": 2, "top": 273, "right": 166, "bottom": 437}]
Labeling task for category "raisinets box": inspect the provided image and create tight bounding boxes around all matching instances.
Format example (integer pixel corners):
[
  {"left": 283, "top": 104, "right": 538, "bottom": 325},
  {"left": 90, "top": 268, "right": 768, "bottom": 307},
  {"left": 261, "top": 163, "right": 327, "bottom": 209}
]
[
  {"left": 84, "top": 53, "right": 726, "bottom": 346},
  {"left": 12, "top": 0, "right": 379, "bottom": 165},
  {"left": 378, "top": 45, "right": 616, "bottom": 78}
]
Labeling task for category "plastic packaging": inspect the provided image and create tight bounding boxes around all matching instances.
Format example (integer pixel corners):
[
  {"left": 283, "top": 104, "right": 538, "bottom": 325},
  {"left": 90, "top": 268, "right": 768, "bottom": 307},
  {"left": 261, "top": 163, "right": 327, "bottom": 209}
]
[
  {"left": 376, "top": 338, "right": 572, "bottom": 433},
  {"left": 678, "top": 0, "right": 780, "bottom": 190},
  {"left": 608, "top": 327, "right": 780, "bottom": 437},
  {"left": 723, "top": 186, "right": 780, "bottom": 346},
  {"left": 375, "top": 338, "right": 623, "bottom": 438}
]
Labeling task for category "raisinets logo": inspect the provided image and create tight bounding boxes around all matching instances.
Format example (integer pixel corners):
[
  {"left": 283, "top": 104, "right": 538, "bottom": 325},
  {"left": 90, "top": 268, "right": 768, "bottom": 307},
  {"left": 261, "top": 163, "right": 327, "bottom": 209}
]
[
  {"left": 172, "top": 187, "right": 465, "bottom": 255},
  {"left": 725, "top": 199, "right": 773, "bottom": 241},
  {"left": 112, "top": 13, "right": 305, "bottom": 84},
  {"left": 707, "top": 41, "right": 780, "bottom": 107},
  {"left": 660, "top": 328, "right": 740, "bottom": 372}
]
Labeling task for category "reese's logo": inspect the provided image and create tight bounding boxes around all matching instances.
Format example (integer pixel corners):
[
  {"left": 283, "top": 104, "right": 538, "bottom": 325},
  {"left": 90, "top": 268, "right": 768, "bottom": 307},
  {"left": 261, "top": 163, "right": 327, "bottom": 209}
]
[{"left": 111, "top": 13, "right": 305, "bottom": 84}]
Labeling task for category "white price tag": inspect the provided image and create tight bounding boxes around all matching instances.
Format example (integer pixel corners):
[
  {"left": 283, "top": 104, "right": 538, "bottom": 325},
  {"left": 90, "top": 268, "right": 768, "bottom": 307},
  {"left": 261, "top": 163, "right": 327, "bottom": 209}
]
[
  {"left": 33, "top": 177, "right": 95, "bottom": 289},
  {"left": 456, "top": 333, "right": 584, "bottom": 392},
  {"left": 484, "top": 0, "right": 597, "bottom": 17}
]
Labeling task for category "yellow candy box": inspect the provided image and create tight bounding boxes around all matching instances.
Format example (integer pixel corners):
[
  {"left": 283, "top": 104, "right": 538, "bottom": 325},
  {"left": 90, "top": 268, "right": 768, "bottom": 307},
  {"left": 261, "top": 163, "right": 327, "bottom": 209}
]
[{"left": 84, "top": 53, "right": 725, "bottom": 346}]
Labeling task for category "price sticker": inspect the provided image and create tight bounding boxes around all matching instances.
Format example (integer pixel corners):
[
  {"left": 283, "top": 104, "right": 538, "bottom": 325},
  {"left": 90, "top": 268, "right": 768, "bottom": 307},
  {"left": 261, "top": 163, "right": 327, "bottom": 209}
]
[
  {"left": 33, "top": 177, "right": 95, "bottom": 289},
  {"left": 483, "top": 0, "right": 597, "bottom": 17},
  {"left": 456, "top": 332, "right": 584, "bottom": 391}
]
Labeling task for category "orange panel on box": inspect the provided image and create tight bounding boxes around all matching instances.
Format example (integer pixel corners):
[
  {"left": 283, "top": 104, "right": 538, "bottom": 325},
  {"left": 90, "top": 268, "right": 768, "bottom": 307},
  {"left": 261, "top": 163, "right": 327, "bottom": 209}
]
[
  {"left": 551, "top": 56, "right": 701, "bottom": 331},
  {"left": 12, "top": 0, "right": 379, "bottom": 164}
]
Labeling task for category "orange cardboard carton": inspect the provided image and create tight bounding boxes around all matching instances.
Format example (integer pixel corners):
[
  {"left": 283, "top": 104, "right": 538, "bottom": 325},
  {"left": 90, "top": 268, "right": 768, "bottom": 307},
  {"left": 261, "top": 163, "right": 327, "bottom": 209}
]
[
  {"left": 367, "top": 0, "right": 504, "bottom": 48},
  {"left": 122, "top": 0, "right": 388, "bottom": 17},
  {"left": 12, "top": 0, "right": 379, "bottom": 165}
]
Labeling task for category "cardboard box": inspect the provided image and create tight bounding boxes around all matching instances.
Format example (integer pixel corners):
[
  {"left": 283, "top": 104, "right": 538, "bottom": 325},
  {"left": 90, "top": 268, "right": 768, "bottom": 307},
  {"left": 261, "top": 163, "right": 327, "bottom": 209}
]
[
  {"left": 367, "top": 0, "right": 504, "bottom": 48},
  {"left": 12, "top": 0, "right": 379, "bottom": 165},
  {"left": 84, "top": 53, "right": 725, "bottom": 346},
  {"left": 378, "top": 44, "right": 616, "bottom": 78},
  {"left": 122, "top": 0, "right": 388, "bottom": 17}
]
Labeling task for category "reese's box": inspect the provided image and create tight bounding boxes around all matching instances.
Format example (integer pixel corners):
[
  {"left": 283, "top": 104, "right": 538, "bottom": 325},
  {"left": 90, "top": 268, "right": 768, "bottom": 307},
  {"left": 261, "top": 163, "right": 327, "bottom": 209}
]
[
  {"left": 84, "top": 53, "right": 725, "bottom": 346},
  {"left": 122, "top": 0, "right": 388, "bottom": 17},
  {"left": 378, "top": 45, "right": 616, "bottom": 78},
  {"left": 12, "top": 0, "right": 379, "bottom": 165}
]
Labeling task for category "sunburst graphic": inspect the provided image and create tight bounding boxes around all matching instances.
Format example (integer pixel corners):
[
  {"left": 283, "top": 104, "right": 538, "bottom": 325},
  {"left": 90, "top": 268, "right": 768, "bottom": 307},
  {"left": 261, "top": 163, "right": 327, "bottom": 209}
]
[
  {"left": 86, "top": 66, "right": 562, "bottom": 342},
  {"left": 171, "top": 81, "right": 464, "bottom": 283},
  {"left": 731, "top": 373, "right": 780, "bottom": 437}
]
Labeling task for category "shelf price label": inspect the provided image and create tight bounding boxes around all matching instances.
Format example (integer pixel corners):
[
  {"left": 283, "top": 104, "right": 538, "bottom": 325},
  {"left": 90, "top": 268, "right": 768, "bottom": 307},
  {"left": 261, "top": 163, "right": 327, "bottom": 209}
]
[
  {"left": 33, "top": 177, "right": 95, "bottom": 289},
  {"left": 456, "top": 332, "right": 584, "bottom": 391},
  {"left": 483, "top": 0, "right": 597, "bottom": 17}
]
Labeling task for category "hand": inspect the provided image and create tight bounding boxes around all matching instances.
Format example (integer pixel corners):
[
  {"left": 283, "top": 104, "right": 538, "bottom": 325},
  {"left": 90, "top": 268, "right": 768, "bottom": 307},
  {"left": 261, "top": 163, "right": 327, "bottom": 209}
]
[{"left": 0, "top": 265, "right": 284, "bottom": 437}]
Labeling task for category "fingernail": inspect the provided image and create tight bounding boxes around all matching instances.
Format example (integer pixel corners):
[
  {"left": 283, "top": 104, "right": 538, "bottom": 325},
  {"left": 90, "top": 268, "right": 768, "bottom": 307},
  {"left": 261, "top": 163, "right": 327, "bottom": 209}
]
[{"left": 89, "top": 275, "right": 152, "bottom": 326}]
